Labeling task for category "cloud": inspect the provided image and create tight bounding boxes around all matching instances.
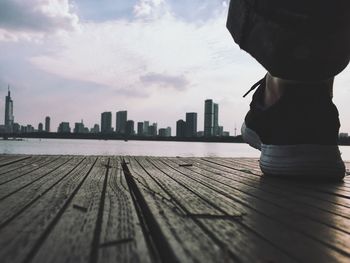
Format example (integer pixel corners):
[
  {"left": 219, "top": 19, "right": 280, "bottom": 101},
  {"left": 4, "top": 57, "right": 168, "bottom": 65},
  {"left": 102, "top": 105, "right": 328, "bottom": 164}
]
[
  {"left": 0, "top": 0, "right": 78, "bottom": 41},
  {"left": 133, "top": 0, "right": 168, "bottom": 18},
  {"left": 140, "top": 72, "right": 189, "bottom": 90}
]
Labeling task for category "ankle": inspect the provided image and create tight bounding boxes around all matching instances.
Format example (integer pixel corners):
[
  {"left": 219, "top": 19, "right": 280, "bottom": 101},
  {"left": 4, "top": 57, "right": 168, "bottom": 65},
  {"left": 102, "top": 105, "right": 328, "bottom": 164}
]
[{"left": 264, "top": 73, "right": 334, "bottom": 107}]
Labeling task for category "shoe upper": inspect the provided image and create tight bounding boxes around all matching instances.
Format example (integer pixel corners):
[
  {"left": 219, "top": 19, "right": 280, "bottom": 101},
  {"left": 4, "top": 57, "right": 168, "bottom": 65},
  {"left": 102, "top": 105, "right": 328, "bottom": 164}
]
[{"left": 244, "top": 78, "right": 341, "bottom": 145}]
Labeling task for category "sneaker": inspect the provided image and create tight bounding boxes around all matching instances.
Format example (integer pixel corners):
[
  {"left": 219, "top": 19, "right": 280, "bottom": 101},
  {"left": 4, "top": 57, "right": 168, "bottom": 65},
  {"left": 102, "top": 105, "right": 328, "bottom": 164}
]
[{"left": 241, "top": 75, "right": 346, "bottom": 180}]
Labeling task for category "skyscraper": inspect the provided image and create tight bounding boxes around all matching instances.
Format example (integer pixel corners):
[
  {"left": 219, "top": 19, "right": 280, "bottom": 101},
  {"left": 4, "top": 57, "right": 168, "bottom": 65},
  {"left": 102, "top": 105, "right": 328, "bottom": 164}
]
[
  {"left": 204, "top": 99, "right": 214, "bottom": 137},
  {"left": 45, "top": 116, "right": 50, "bottom": 132},
  {"left": 125, "top": 120, "right": 135, "bottom": 136},
  {"left": 176, "top": 119, "right": 186, "bottom": 137},
  {"left": 58, "top": 122, "right": 71, "bottom": 133},
  {"left": 214, "top": 103, "right": 219, "bottom": 136},
  {"left": 143, "top": 121, "right": 150, "bottom": 136},
  {"left": 101, "top": 112, "right": 112, "bottom": 133},
  {"left": 137, "top": 122, "right": 144, "bottom": 136},
  {"left": 116, "top": 111, "right": 127, "bottom": 134},
  {"left": 4, "top": 86, "right": 14, "bottom": 131},
  {"left": 38, "top": 123, "right": 43, "bottom": 132},
  {"left": 185, "top": 112, "right": 197, "bottom": 137}
]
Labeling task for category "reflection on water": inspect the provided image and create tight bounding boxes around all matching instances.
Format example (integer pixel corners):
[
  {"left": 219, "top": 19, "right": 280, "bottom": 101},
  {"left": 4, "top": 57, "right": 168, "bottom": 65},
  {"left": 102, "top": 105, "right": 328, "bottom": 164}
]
[
  {"left": 1, "top": 139, "right": 350, "bottom": 160},
  {"left": 0, "top": 138, "right": 260, "bottom": 157}
]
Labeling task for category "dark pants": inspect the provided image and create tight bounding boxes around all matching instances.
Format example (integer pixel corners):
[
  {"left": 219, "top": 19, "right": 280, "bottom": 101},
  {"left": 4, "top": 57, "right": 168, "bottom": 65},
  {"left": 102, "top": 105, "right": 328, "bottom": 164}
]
[{"left": 227, "top": 0, "right": 350, "bottom": 81}]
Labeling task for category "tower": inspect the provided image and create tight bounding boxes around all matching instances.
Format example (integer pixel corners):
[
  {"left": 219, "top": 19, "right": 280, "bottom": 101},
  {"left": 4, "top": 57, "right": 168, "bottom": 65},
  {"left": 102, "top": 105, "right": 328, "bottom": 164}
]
[
  {"left": 101, "top": 112, "right": 112, "bottom": 133},
  {"left": 4, "top": 85, "right": 14, "bottom": 130},
  {"left": 213, "top": 103, "right": 219, "bottom": 136},
  {"left": 116, "top": 111, "right": 127, "bottom": 134},
  {"left": 45, "top": 116, "right": 51, "bottom": 132},
  {"left": 204, "top": 99, "right": 214, "bottom": 137},
  {"left": 186, "top": 112, "right": 197, "bottom": 137}
]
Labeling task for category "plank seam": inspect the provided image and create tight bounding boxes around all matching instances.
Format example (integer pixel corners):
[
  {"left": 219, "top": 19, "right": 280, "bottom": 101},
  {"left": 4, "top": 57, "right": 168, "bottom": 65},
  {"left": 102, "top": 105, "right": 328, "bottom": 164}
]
[
  {"left": 122, "top": 159, "right": 179, "bottom": 263},
  {"left": 89, "top": 158, "right": 110, "bottom": 263}
]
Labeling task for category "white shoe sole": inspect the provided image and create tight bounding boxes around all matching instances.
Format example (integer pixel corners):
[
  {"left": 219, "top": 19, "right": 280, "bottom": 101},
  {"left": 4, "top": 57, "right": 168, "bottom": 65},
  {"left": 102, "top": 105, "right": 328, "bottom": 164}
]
[{"left": 241, "top": 122, "right": 345, "bottom": 179}]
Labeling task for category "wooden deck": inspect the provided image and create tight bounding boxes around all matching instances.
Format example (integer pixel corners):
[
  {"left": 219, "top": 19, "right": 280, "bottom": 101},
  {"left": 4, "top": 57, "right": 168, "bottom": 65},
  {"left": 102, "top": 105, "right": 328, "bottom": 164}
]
[{"left": 1, "top": 155, "right": 350, "bottom": 263}]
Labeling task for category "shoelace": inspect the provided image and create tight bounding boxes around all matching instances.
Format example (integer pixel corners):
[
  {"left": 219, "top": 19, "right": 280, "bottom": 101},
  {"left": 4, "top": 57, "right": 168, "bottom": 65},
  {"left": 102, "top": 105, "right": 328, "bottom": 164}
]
[{"left": 243, "top": 75, "right": 266, "bottom": 98}]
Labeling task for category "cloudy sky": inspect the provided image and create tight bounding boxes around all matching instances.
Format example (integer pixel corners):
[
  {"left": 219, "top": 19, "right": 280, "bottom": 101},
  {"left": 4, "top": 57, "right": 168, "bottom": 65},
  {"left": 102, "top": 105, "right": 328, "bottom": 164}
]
[{"left": 0, "top": 0, "right": 350, "bottom": 134}]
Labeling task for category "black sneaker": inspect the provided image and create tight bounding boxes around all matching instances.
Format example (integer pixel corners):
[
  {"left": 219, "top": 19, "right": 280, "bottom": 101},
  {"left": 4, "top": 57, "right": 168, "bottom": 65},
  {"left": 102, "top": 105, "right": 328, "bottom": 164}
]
[{"left": 241, "top": 75, "right": 345, "bottom": 180}]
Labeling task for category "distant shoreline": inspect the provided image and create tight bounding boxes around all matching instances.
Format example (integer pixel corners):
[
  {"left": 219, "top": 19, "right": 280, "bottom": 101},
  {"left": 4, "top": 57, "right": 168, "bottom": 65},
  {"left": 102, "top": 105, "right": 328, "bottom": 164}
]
[
  {"left": 0, "top": 132, "right": 244, "bottom": 144},
  {"left": 2, "top": 133, "right": 350, "bottom": 146}
]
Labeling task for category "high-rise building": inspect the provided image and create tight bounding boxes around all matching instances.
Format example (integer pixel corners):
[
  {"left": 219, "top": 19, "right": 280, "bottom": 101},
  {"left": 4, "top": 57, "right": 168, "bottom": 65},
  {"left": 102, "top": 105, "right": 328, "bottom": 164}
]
[
  {"left": 13, "top": 123, "right": 20, "bottom": 133},
  {"left": 137, "top": 122, "right": 144, "bottom": 136},
  {"left": 159, "top": 127, "right": 171, "bottom": 137},
  {"left": 58, "top": 122, "right": 71, "bottom": 133},
  {"left": 4, "top": 86, "right": 14, "bottom": 131},
  {"left": 125, "top": 120, "right": 135, "bottom": 136},
  {"left": 185, "top": 112, "right": 197, "bottom": 137},
  {"left": 45, "top": 116, "right": 50, "bottom": 132},
  {"left": 214, "top": 103, "right": 219, "bottom": 136},
  {"left": 26, "top": 125, "right": 34, "bottom": 133},
  {"left": 91, "top": 124, "right": 100, "bottom": 133},
  {"left": 143, "top": 121, "right": 150, "bottom": 136},
  {"left": 74, "top": 122, "right": 86, "bottom": 133},
  {"left": 101, "top": 112, "right": 112, "bottom": 133},
  {"left": 38, "top": 123, "right": 43, "bottom": 132},
  {"left": 148, "top": 123, "right": 157, "bottom": 136},
  {"left": 176, "top": 119, "right": 186, "bottom": 137},
  {"left": 204, "top": 99, "right": 214, "bottom": 137},
  {"left": 116, "top": 111, "right": 127, "bottom": 134}
]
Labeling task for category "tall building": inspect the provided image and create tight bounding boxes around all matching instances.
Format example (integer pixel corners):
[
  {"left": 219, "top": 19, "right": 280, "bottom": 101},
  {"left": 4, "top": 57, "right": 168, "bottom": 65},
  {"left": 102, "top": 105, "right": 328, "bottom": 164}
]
[
  {"left": 159, "top": 127, "right": 171, "bottom": 137},
  {"left": 185, "top": 112, "right": 197, "bottom": 137},
  {"left": 148, "top": 123, "right": 158, "bottom": 136},
  {"left": 125, "top": 120, "right": 135, "bottom": 136},
  {"left": 58, "top": 122, "right": 71, "bottom": 133},
  {"left": 143, "top": 121, "right": 150, "bottom": 136},
  {"left": 204, "top": 99, "right": 214, "bottom": 137},
  {"left": 38, "top": 123, "right": 43, "bottom": 132},
  {"left": 4, "top": 86, "right": 14, "bottom": 131},
  {"left": 45, "top": 116, "right": 50, "bottom": 132},
  {"left": 101, "top": 112, "right": 112, "bottom": 133},
  {"left": 137, "top": 122, "right": 144, "bottom": 136},
  {"left": 74, "top": 121, "right": 86, "bottom": 133},
  {"left": 116, "top": 111, "right": 127, "bottom": 134},
  {"left": 91, "top": 124, "right": 100, "bottom": 133},
  {"left": 214, "top": 103, "right": 219, "bottom": 136},
  {"left": 176, "top": 119, "right": 186, "bottom": 137}
]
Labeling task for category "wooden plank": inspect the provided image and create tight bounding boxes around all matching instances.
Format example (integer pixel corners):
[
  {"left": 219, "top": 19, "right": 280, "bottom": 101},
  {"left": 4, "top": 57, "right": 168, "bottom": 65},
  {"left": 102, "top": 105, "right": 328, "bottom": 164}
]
[
  {"left": 0, "top": 156, "right": 85, "bottom": 227},
  {"left": 124, "top": 156, "right": 225, "bottom": 263},
  {"left": 97, "top": 156, "right": 151, "bottom": 263},
  {"left": 168, "top": 157, "right": 350, "bottom": 234},
  {"left": 0, "top": 155, "right": 49, "bottom": 176},
  {"left": 0, "top": 157, "right": 96, "bottom": 263},
  {"left": 0, "top": 156, "right": 59, "bottom": 185},
  {"left": 177, "top": 157, "right": 350, "bottom": 220},
  {"left": 135, "top": 157, "right": 222, "bottom": 216},
  {"left": 210, "top": 157, "right": 350, "bottom": 195},
  {"left": 0, "top": 156, "right": 71, "bottom": 200},
  {"left": 197, "top": 158, "right": 350, "bottom": 209},
  {"left": 0, "top": 155, "right": 31, "bottom": 167},
  {"left": 158, "top": 157, "right": 350, "bottom": 262},
  {"left": 29, "top": 157, "right": 109, "bottom": 263},
  {"left": 147, "top": 157, "right": 297, "bottom": 262}
]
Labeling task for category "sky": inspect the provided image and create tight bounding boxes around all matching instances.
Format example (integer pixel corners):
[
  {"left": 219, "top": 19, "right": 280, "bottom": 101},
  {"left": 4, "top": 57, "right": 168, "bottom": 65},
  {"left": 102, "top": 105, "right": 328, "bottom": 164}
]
[{"left": 0, "top": 0, "right": 350, "bottom": 134}]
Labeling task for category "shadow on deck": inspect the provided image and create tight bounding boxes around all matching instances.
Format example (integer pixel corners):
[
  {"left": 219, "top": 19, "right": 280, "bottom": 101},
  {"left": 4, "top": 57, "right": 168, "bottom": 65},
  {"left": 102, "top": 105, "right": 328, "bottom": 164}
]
[{"left": 0, "top": 155, "right": 349, "bottom": 263}]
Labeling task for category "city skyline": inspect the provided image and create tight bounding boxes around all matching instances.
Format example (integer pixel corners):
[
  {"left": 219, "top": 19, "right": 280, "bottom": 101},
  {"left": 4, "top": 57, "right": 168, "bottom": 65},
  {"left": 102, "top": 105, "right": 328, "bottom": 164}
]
[
  {"left": 1, "top": 88, "right": 230, "bottom": 137},
  {"left": 0, "top": 0, "right": 350, "bottom": 134}
]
